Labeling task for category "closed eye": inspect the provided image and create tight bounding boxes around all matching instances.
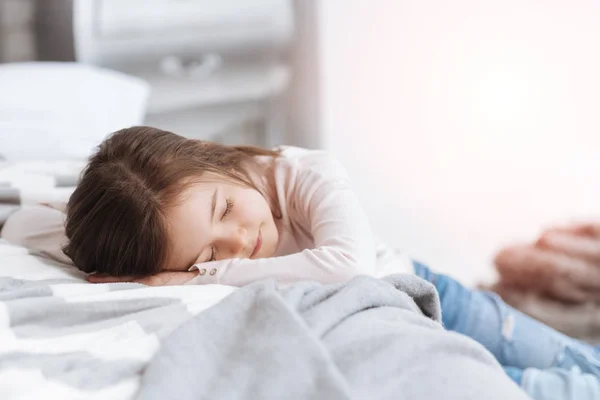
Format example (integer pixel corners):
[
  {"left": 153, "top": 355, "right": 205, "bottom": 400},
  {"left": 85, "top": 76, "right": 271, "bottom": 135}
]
[
  {"left": 206, "top": 199, "right": 235, "bottom": 263},
  {"left": 222, "top": 198, "right": 234, "bottom": 219}
]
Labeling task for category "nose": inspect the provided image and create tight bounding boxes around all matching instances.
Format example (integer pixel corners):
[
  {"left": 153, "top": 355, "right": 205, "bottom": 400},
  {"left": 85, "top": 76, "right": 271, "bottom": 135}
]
[{"left": 217, "top": 225, "right": 248, "bottom": 259}]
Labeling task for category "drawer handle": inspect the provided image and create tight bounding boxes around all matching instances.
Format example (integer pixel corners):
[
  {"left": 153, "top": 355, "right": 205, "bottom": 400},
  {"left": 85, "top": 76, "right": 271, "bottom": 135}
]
[{"left": 159, "top": 54, "right": 223, "bottom": 78}]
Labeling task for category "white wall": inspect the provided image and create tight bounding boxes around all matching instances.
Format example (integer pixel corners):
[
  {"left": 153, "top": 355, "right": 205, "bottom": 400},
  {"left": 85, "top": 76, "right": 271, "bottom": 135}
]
[{"left": 317, "top": 0, "right": 600, "bottom": 286}]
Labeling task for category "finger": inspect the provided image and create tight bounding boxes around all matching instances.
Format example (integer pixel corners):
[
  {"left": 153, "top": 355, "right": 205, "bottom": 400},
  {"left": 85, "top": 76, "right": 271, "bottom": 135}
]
[
  {"left": 575, "top": 284, "right": 600, "bottom": 302},
  {"left": 551, "top": 281, "right": 600, "bottom": 303},
  {"left": 495, "top": 245, "right": 600, "bottom": 300},
  {"left": 87, "top": 274, "right": 135, "bottom": 283},
  {"left": 543, "top": 274, "right": 598, "bottom": 303},
  {"left": 496, "top": 244, "right": 600, "bottom": 287},
  {"left": 542, "top": 272, "right": 600, "bottom": 303},
  {"left": 493, "top": 246, "right": 526, "bottom": 282},
  {"left": 132, "top": 273, "right": 178, "bottom": 286},
  {"left": 132, "top": 277, "right": 155, "bottom": 286},
  {"left": 494, "top": 245, "right": 554, "bottom": 289},
  {"left": 543, "top": 223, "right": 600, "bottom": 238},
  {"left": 495, "top": 258, "right": 592, "bottom": 303},
  {"left": 537, "top": 250, "right": 600, "bottom": 290},
  {"left": 536, "top": 232, "right": 600, "bottom": 263}
]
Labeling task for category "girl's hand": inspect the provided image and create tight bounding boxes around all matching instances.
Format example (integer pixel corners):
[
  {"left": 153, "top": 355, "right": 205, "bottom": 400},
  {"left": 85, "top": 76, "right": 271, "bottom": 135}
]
[{"left": 87, "top": 270, "right": 198, "bottom": 286}]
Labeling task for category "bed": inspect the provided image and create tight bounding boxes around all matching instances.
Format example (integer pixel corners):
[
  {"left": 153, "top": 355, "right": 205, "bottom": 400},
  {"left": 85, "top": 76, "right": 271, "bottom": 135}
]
[
  {"left": 0, "top": 239, "right": 235, "bottom": 399},
  {"left": 0, "top": 63, "right": 529, "bottom": 400},
  {"left": 0, "top": 157, "right": 236, "bottom": 399},
  {"left": 0, "top": 244, "right": 530, "bottom": 399},
  {"left": 0, "top": 161, "right": 533, "bottom": 400}
]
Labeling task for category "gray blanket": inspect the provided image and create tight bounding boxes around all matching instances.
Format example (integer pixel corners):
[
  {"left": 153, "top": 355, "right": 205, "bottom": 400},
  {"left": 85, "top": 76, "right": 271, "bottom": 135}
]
[{"left": 137, "top": 274, "right": 530, "bottom": 400}]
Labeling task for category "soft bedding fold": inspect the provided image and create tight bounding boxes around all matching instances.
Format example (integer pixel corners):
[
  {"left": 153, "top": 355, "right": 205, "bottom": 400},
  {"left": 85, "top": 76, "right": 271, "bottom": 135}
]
[{"left": 137, "top": 274, "right": 530, "bottom": 400}]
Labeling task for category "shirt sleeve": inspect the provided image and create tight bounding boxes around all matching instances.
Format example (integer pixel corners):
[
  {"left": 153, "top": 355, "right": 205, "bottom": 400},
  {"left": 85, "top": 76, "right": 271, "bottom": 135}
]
[{"left": 185, "top": 154, "right": 377, "bottom": 287}]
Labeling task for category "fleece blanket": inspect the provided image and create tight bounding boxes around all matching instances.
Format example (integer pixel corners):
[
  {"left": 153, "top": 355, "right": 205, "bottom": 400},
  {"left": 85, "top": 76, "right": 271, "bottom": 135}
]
[{"left": 137, "top": 274, "right": 530, "bottom": 400}]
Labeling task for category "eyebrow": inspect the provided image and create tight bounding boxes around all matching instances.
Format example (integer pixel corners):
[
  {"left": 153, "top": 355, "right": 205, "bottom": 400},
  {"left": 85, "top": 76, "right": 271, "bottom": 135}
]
[{"left": 211, "top": 188, "right": 218, "bottom": 222}]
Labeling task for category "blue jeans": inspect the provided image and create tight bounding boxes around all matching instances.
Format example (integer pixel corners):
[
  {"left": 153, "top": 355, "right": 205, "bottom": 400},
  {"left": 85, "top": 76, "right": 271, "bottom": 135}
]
[{"left": 413, "top": 261, "right": 600, "bottom": 400}]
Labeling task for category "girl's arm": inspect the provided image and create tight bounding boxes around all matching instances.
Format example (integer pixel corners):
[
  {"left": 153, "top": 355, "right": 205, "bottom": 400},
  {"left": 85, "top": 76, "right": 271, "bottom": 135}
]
[{"left": 186, "top": 157, "right": 377, "bottom": 287}]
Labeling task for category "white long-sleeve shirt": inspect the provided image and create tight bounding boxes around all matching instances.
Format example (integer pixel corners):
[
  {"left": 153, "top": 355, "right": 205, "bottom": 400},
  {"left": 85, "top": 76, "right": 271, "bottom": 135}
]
[{"left": 186, "top": 146, "right": 414, "bottom": 286}]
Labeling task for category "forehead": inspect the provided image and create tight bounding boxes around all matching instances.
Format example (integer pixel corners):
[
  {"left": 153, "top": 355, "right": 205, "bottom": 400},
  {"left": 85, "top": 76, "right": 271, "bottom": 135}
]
[
  {"left": 180, "top": 171, "right": 248, "bottom": 192},
  {"left": 163, "top": 181, "right": 215, "bottom": 269}
]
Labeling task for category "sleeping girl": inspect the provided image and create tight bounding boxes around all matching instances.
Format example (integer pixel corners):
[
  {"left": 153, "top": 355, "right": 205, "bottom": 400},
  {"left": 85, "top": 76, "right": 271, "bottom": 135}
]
[{"left": 4, "top": 126, "right": 599, "bottom": 400}]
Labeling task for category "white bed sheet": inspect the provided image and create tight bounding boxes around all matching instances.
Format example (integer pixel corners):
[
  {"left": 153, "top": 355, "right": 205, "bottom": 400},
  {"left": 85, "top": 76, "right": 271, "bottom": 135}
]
[{"left": 0, "top": 160, "right": 236, "bottom": 400}]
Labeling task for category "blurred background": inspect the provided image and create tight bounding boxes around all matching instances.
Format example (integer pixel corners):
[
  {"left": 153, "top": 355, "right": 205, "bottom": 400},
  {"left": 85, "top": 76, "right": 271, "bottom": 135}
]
[{"left": 1, "top": 0, "right": 600, "bottom": 286}]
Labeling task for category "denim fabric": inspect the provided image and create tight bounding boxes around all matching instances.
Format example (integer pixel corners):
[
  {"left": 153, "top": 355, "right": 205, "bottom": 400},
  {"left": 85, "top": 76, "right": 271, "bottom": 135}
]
[
  {"left": 413, "top": 261, "right": 600, "bottom": 400},
  {"left": 504, "top": 366, "right": 524, "bottom": 385},
  {"left": 523, "top": 367, "right": 600, "bottom": 400}
]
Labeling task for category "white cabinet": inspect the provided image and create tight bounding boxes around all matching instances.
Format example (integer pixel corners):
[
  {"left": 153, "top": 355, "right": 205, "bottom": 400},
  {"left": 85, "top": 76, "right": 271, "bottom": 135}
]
[
  {"left": 75, "top": 0, "right": 294, "bottom": 65},
  {"left": 96, "top": 0, "right": 292, "bottom": 40},
  {"left": 37, "top": 0, "right": 294, "bottom": 146},
  {"left": 139, "top": 62, "right": 289, "bottom": 144}
]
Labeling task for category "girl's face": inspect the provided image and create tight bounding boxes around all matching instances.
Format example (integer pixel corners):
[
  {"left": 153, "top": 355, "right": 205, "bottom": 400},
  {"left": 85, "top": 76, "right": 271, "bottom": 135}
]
[{"left": 163, "top": 174, "right": 280, "bottom": 271}]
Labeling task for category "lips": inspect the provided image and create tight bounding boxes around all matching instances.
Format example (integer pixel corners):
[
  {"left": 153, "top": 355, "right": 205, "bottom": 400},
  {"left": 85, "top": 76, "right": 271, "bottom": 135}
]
[{"left": 250, "top": 230, "right": 262, "bottom": 258}]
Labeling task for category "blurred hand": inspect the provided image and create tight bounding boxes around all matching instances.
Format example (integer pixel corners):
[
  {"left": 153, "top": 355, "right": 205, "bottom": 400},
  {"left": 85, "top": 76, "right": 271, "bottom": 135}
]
[
  {"left": 537, "top": 223, "right": 600, "bottom": 261},
  {"left": 87, "top": 270, "right": 198, "bottom": 286},
  {"left": 494, "top": 223, "right": 600, "bottom": 303}
]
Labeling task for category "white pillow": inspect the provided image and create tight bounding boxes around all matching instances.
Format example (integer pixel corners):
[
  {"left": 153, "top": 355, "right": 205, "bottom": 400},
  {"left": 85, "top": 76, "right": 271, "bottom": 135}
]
[{"left": 0, "top": 62, "right": 150, "bottom": 161}]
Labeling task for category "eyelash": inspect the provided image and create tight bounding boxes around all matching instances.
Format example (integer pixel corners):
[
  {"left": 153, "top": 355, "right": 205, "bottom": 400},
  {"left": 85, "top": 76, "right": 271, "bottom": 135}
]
[
  {"left": 222, "top": 198, "right": 234, "bottom": 219},
  {"left": 209, "top": 198, "right": 235, "bottom": 262}
]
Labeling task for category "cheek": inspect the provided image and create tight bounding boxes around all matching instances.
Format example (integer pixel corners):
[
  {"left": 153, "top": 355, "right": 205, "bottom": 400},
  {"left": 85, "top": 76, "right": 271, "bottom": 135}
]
[
  {"left": 237, "top": 191, "right": 272, "bottom": 221},
  {"left": 228, "top": 201, "right": 251, "bottom": 225}
]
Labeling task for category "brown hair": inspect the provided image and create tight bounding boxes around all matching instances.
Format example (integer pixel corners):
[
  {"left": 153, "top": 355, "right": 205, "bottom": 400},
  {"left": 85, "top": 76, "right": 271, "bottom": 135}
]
[{"left": 63, "top": 126, "right": 280, "bottom": 276}]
